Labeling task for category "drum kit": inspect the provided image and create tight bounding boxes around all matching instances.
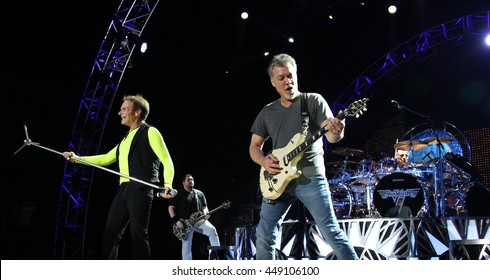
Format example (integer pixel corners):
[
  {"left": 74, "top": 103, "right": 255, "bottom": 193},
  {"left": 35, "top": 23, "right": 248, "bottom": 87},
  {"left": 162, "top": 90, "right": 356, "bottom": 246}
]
[{"left": 327, "top": 135, "right": 479, "bottom": 219}]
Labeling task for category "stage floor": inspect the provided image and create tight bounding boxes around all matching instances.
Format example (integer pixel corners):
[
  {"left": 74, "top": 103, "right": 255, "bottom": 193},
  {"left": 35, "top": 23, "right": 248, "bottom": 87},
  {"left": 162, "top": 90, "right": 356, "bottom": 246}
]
[{"left": 230, "top": 217, "right": 490, "bottom": 260}]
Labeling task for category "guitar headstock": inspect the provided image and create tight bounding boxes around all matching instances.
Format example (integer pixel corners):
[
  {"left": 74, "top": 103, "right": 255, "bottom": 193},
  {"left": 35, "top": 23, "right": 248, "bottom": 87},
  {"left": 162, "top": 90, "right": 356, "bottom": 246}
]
[
  {"left": 222, "top": 200, "right": 231, "bottom": 209},
  {"left": 344, "top": 98, "right": 369, "bottom": 118}
]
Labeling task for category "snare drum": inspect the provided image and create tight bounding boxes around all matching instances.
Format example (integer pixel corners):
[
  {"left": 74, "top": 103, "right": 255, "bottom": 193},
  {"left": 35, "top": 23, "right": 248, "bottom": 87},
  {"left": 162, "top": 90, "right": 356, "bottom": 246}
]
[
  {"left": 329, "top": 184, "right": 353, "bottom": 219},
  {"left": 373, "top": 172, "right": 426, "bottom": 217}
]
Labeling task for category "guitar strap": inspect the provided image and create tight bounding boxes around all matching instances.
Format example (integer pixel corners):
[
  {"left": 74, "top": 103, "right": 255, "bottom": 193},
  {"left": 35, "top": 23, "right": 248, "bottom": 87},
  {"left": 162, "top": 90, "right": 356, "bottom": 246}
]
[
  {"left": 193, "top": 190, "right": 201, "bottom": 212},
  {"left": 301, "top": 93, "right": 309, "bottom": 132}
]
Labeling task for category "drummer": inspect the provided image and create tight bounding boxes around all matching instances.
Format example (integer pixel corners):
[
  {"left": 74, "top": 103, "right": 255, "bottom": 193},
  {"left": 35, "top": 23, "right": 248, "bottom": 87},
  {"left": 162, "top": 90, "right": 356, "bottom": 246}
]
[{"left": 395, "top": 149, "right": 409, "bottom": 166}]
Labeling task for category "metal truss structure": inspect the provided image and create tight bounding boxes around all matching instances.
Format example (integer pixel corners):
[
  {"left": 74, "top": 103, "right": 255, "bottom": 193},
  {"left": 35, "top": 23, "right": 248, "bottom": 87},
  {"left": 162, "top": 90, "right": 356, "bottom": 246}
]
[
  {"left": 333, "top": 10, "right": 490, "bottom": 118},
  {"left": 53, "top": 0, "right": 160, "bottom": 259}
]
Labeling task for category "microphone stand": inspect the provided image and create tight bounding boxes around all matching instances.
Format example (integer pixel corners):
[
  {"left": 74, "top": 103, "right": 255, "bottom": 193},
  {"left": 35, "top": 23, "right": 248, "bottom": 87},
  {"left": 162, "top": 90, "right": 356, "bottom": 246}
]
[
  {"left": 13, "top": 122, "right": 166, "bottom": 192},
  {"left": 393, "top": 102, "right": 444, "bottom": 217}
]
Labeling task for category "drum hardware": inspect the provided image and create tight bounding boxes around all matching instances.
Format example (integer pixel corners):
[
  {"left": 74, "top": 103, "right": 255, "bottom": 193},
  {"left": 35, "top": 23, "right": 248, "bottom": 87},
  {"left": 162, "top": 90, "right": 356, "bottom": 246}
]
[
  {"left": 331, "top": 147, "right": 364, "bottom": 157},
  {"left": 438, "top": 153, "right": 480, "bottom": 217},
  {"left": 352, "top": 185, "right": 375, "bottom": 218},
  {"left": 366, "top": 185, "right": 373, "bottom": 217},
  {"left": 443, "top": 189, "right": 468, "bottom": 217},
  {"left": 327, "top": 149, "right": 361, "bottom": 185},
  {"left": 377, "top": 157, "right": 400, "bottom": 174},
  {"left": 347, "top": 175, "right": 378, "bottom": 193},
  {"left": 325, "top": 160, "right": 357, "bottom": 175},
  {"left": 325, "top": 160, "right": 357, "bottom": 167},
  {"left": 356, "top": 159, "right": 377, "bottom": 175},
  {"left": 442, "top": 152, "right": 481, "bottom": 182}
]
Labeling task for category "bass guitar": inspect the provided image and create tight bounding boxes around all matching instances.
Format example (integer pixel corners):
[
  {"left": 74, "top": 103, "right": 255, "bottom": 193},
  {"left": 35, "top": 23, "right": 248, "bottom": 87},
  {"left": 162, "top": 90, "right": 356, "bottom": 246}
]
[
  {"left": 173, "top": 200, "right": 231, "bottom": 240},
  {"left": 259, "top": 98, "right": 369, "bottom": 200}
]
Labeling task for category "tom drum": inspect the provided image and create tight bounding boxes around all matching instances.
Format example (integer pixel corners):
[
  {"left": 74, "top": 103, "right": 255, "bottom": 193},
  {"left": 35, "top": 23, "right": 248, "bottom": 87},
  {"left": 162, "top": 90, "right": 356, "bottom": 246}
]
[{"left": 329, "top": 184, "right": 353, "bottom": 219}]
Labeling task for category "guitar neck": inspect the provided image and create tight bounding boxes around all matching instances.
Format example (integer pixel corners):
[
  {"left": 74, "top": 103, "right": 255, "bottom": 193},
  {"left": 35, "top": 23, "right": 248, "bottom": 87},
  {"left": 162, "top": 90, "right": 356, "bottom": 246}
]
[
  {"left": 208, "top": 205, "right": 225, "bottom": 215},
  {"left": 287, "top": 111, "right": 347, "bottom": 160},
  {"left": 194, "top": 205, "right": 225, "bottom": 221}
]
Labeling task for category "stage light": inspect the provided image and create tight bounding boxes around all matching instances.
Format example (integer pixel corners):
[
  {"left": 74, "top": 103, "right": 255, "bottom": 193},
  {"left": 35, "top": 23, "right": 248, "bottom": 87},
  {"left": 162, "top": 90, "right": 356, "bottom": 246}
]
[
  {"left": 140, "top": 42, "right": 147, "bottom": 53},
  {"left": 388, "top": 5, "right": 397, "bottom": 14},
  {"left": 485, "top": 34, "right": 490, "bottom": 46},
  {"left": 241, "top": 12, "right": 248, "bottom": 20},
  {"left": 120, "top": 36, "right": 129, "bottom": 49}
]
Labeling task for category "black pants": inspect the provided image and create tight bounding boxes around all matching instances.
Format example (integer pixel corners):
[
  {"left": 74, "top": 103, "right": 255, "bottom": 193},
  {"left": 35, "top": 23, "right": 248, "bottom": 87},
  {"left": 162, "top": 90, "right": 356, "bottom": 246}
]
[{"left": 100, "top": 182, "right": 154, "bottom": 259}]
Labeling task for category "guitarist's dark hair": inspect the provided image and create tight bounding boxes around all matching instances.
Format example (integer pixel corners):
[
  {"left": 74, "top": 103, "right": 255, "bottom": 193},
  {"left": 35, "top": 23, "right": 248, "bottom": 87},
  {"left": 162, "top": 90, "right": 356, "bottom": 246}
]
[{"left": 182, "top": 173, "right": 193, "bottom": 182}]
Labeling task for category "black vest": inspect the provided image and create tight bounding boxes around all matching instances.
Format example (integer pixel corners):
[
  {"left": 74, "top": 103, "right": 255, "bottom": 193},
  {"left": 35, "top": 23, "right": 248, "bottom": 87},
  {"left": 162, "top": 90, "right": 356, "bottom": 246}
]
[{"left": 117, "top": 123, "right": 161, "bottom": 185}]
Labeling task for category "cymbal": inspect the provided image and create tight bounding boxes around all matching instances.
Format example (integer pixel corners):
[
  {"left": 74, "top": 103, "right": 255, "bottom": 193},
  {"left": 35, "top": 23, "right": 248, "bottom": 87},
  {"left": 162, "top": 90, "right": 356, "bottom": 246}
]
[
  {"left": 325, "top": 160, "right": 357, "bottom": 167},
  {"left": 331, "top": 147, "right": 364, "bottom": 157},
  {"left": 394, "top": 140, "right": 428, "bottom": 151},
  {"left": 326, "top": 167, "right": 356, "bottom": 175},
  {"left": 422, "top": 137, "right": 454, "bottom": 145}
]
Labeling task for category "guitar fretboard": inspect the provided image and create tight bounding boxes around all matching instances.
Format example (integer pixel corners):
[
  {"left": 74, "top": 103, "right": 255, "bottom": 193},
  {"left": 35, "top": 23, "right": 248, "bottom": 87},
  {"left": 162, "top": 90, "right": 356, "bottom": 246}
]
[{"left": 286, "top": 111, "right": 347, "bottom": 162}]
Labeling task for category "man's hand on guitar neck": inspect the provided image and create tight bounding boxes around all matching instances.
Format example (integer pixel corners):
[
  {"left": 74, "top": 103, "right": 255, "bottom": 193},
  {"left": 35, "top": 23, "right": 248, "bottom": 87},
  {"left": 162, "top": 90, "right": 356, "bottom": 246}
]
[
  {"left": 323, "top": 113, "right": 345, "bottom": 143},
  {"left": 203, "top": 210, "right": 211, "bottom": 220}
]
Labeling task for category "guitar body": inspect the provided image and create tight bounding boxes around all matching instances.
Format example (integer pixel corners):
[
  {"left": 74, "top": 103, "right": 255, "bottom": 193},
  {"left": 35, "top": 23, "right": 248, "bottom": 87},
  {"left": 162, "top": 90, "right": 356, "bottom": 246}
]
[
  {"left": 260, "top": 132, "right": 306, "bottom": 200},
  {"left": 258, "top": 98, "right": 369, "bottom": 201},
  {"left": 173, "top": 218, "right": 194, "bottom": 240}
]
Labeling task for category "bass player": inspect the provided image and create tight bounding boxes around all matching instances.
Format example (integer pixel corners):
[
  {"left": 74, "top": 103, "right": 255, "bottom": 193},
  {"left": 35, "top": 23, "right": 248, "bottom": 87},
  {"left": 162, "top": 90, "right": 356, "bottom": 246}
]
[{"left": 168, "top": 174, "right": 220, "bottom": 260}]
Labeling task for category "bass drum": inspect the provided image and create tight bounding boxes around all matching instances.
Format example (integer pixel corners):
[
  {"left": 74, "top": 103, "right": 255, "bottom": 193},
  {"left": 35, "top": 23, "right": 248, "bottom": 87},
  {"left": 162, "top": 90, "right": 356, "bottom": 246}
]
[
  {"left": 329, "top": 184, "right": 353, "bottom": 219},
  {"left": 373, "top": 172, "right": 426, "bottom": 217}
]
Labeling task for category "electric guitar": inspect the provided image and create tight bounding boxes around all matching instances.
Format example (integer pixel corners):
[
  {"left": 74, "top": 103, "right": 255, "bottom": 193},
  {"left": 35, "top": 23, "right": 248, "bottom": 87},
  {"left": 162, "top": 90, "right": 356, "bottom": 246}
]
[
  {"left": 173, "top": 200, "right": 231, "bottom": 240},
  {"left": 259, "top": 98, "right": 369, "bottom": 200}
]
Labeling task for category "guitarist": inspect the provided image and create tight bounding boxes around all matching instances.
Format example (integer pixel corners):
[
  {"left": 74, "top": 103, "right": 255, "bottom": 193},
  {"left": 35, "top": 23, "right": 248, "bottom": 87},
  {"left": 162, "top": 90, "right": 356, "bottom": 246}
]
[
  {"left": 249, "top": 53, "right": 358, "bottom": 260},
  {"left": 168, "top": 174, "right": 220, "bottom": 260}
]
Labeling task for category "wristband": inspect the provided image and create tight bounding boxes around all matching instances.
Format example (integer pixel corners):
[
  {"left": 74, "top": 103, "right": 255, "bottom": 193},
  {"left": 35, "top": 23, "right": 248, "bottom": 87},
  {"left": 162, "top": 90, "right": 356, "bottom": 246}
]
[{"left": 171, "top": 216, "right": 180, "bottom": 224}]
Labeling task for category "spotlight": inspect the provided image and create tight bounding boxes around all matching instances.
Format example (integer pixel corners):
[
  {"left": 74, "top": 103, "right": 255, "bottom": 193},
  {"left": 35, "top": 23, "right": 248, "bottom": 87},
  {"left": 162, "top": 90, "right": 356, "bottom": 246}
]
[
  {"left": 140, "top": 42, "right": 148, "bottom": 53},
  {"left": 388, "top": 5, "right": 397, "bottom": 14}
]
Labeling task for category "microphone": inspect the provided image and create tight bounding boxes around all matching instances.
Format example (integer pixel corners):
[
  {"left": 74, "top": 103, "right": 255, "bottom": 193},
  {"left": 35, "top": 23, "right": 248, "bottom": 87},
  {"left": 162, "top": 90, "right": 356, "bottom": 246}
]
[
  {"left": 169, "top": 189, "right": 178, "bottom": 196},
  {"left": 156, "top": 188, "right": 178, "bottom": 198},
  {"left": 391, "top": 100, "right": 401, "bottom": 110}
]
